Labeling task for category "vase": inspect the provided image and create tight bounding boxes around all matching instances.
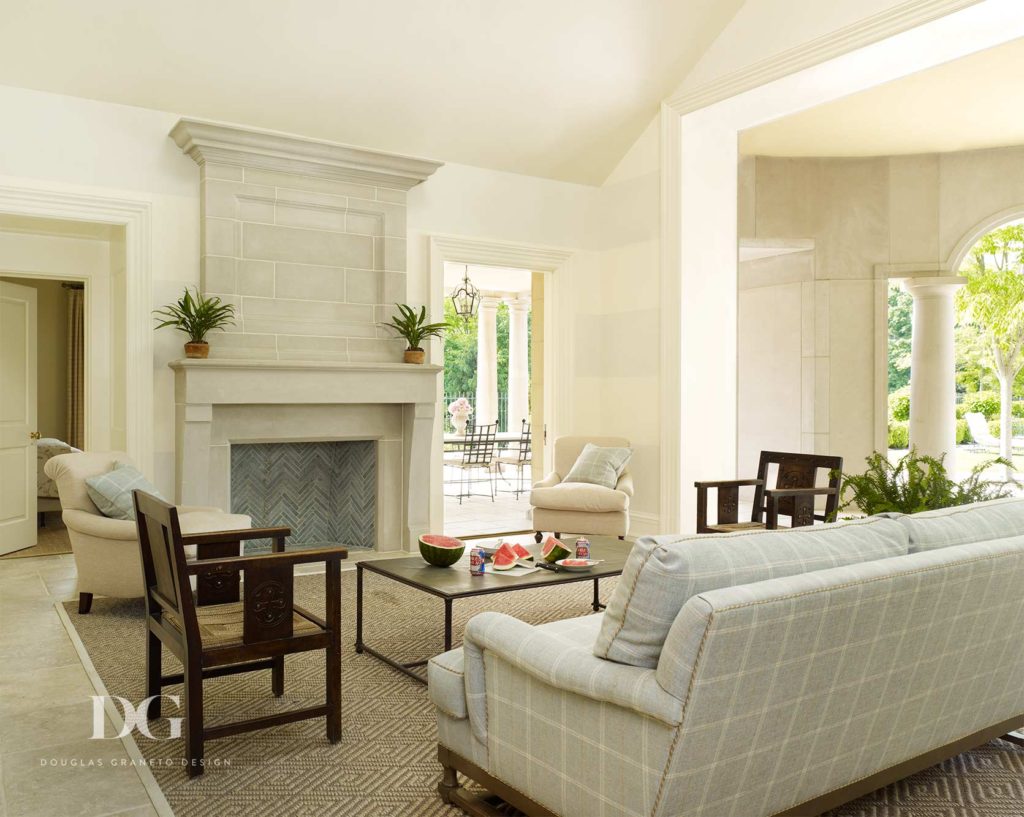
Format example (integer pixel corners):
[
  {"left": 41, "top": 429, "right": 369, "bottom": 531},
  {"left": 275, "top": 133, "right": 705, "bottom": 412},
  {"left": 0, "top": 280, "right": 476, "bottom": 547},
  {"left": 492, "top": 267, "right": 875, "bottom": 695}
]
[
  {"left": 184, "top": 341, "right": 209, "bottom": 359},
  {"left": 451, "top": 410, "right": 470, "bottom": 436}
]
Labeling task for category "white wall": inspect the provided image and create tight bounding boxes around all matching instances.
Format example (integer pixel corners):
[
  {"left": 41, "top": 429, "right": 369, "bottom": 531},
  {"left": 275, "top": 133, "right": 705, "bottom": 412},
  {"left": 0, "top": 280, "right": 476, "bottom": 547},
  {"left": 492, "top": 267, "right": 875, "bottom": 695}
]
[
  {"left": 585, "top": 117, "right": 662, "bottom": 533},
  {"left": 0, "top": 84, "right": 198, "bottom": 491},
  {"left": 742, "top": 144, "right": 1024, "bottom": 475},
  {"left": 737, "top": 250, "right": 814, "bottom": 471}
]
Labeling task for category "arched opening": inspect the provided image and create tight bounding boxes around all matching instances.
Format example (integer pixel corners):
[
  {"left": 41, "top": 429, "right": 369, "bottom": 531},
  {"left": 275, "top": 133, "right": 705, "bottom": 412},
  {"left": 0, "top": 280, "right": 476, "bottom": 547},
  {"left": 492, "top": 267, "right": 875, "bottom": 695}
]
[
  {"left": 887, "top": 211, "right": 1024, "bottom": 484},
  {"left": 953, "top": 217, "right": 1024, "bottom": 480}
]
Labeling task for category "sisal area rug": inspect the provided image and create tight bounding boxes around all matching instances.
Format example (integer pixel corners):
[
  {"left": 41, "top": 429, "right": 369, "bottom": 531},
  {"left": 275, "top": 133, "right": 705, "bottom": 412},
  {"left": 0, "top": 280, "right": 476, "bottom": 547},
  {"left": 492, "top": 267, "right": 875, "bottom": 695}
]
[{"left": 64, "top": 572, "right": 1024, "bottom": 817}]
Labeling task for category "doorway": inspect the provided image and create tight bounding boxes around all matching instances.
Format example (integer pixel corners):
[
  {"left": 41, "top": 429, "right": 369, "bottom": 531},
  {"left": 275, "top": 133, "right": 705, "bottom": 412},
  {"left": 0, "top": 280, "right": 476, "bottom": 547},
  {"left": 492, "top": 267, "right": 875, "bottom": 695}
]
[
  {"left": 441, "top": 263, "right": 542, "bottom": 537},
  {"left": 0, "top": 213, "right": 126, "bottom": 556}
]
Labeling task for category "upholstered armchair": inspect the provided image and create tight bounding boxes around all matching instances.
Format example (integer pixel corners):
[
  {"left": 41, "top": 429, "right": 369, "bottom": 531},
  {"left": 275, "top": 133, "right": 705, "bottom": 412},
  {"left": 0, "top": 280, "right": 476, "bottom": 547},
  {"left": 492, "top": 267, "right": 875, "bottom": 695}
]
[
  {"left": 530, "top": 436, "right": 632, "bottom": 540},
  {"left": 44, "top": 451, "right": 251, "bottom": 613}
]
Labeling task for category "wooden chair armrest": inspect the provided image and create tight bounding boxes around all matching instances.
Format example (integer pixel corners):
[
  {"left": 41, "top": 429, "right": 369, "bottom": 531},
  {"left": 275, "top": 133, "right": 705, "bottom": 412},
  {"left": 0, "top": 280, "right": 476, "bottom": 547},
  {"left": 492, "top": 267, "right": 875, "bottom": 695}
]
[
  {"left": 185, "top": 545, "right": 348, "bottom": 574},
  {"left": 180, "top": 526, "right": 292, "bottom": 546},
  {"left": 694, "top": 478, "right": 764, "bottom": 489},
  {"left": 764, "top": 487, "right": 837, "bottom": 498}
]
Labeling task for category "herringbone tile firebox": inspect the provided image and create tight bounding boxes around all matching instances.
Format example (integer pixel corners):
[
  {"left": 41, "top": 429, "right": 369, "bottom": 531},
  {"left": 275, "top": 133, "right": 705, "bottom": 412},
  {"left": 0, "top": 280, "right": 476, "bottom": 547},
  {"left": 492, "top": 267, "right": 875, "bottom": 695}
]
[{"left": 230, "top": 440, "right": 376, "bottom": 551}]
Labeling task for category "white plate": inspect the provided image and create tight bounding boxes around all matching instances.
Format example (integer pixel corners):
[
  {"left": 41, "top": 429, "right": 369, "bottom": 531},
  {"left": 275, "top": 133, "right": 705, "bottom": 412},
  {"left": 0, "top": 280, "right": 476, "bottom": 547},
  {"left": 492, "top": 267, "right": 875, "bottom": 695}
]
[{"left": 555, "top": 559, "right": 600, "bottom": 572}]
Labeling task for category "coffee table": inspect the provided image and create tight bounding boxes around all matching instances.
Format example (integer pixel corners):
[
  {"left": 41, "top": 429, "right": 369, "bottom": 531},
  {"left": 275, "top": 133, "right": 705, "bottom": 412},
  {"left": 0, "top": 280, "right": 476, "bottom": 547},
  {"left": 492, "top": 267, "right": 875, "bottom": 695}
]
[{"left": 354, "top": 536, "right": 632, "bottom": 683}]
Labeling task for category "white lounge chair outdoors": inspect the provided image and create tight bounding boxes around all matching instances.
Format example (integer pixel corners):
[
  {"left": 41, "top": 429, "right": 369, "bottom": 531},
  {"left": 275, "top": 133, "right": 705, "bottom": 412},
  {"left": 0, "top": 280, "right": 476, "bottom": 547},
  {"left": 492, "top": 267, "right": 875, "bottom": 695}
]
[{"left": 964, "top": 411, "right": 1024, "bottom": 453}]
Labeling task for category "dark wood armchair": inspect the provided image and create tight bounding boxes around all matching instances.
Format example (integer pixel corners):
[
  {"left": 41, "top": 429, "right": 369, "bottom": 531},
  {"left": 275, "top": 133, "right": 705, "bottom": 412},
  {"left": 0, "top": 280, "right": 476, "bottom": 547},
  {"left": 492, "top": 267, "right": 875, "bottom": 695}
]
[
  {"left": 695, "top": 450, "right": 843, "bottom": 534},
  {"left": 132, "top": 490, "right": 347, "bottom": 777}
]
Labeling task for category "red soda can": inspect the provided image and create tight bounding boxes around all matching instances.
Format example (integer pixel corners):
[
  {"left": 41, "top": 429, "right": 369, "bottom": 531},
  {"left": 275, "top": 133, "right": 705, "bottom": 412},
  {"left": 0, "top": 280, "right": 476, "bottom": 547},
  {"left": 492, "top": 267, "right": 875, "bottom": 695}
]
[
  {"left": 575, "top": 538, "right": 590, "bottom": 560},
  {"left": 470, "top": 548, "right": 486, "bottom": 575}
]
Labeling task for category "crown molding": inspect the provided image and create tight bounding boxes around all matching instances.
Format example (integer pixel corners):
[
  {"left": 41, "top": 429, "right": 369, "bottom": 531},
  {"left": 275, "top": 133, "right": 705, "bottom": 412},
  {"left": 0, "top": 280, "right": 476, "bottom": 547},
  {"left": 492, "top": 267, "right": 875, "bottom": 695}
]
[
  {"left": 169, "top": 118, "right": 443, "bottom": 190},
  {"left": 666, "top": 0, "right": 981, "bottom": 115}
]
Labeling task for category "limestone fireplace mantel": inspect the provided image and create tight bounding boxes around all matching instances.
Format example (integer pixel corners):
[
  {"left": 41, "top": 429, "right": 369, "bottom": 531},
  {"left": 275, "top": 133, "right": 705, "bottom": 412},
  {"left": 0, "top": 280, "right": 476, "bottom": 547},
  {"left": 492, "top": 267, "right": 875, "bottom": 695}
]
[{"left": 171, "top": 358, "right": 441, "bottom": 551}]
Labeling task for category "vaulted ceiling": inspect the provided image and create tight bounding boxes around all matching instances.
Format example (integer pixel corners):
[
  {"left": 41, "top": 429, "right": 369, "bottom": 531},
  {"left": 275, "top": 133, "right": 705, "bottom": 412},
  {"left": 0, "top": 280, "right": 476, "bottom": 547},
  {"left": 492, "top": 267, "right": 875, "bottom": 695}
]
[
  {"left": 741, "top": 36, "right": 1024, "bottom": 158},
  {"left": 0, "top": 0, "right": 744, "bottom": 184}
]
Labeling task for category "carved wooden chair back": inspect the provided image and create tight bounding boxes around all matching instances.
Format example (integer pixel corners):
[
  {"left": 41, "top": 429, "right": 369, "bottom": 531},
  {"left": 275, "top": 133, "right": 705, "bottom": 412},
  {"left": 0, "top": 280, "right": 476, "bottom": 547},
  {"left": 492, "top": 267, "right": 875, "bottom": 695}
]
[{"left": 751, "top": 451, "right": 844, "bottom": 526}]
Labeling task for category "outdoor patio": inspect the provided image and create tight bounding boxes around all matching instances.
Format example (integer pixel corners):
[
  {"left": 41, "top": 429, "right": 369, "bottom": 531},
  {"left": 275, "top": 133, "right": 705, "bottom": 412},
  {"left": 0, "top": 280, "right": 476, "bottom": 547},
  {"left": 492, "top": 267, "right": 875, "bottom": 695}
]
[{"left": 443, "top": 464, "right": 533, "bottom": 538}]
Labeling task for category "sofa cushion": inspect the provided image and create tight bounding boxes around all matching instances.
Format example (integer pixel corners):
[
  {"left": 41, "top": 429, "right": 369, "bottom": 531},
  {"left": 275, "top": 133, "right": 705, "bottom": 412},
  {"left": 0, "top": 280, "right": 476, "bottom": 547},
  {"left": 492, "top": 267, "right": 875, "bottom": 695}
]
[
  {"left": 428, "top": 613, "right": 604, "bottom": 721},
  {"left": 85, "top": 463, "right": 165, "bottom": 521},
  {"left": 897, "top": 497, "right": 1024, "bottom": 552},
  {"left": 563, "top": 443, "right": 632, "bottom": 489},
  {"left": 530, "top": 482, "right": 629, "bottom": 513},
  {"left": 593, "top": 516, "right": 910, "bottom": 669}
]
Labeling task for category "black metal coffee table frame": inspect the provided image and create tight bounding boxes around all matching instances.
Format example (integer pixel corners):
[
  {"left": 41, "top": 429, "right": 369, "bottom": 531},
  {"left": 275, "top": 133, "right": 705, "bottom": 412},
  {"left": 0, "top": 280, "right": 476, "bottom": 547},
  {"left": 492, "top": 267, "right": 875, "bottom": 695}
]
[{"left": 354, "top": 538, "right": 629, "bottom": 684}]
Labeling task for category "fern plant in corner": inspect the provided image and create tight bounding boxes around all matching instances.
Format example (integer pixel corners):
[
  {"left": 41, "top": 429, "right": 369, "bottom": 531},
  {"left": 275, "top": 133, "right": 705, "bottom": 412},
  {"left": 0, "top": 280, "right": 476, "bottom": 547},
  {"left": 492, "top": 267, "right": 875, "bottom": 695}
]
[{"left": 837, "top": 448, "right": 1014, "bottom": 516}]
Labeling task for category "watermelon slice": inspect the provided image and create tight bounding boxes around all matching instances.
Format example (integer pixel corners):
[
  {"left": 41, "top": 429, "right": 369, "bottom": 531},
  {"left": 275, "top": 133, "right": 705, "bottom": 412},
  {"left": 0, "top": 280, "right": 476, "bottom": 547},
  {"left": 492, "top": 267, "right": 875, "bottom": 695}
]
[
  {"left": 511, "top": 543, "right": 533, "bottom": 561},
  {"left": 418, "top": 534, "right": 465, "bottom": 567},
  {"left": 492, "top": 542, "right": 519, "bottom": 570},
  {"left": 541, "top": 536, "right": 572, "bottom": 563}
]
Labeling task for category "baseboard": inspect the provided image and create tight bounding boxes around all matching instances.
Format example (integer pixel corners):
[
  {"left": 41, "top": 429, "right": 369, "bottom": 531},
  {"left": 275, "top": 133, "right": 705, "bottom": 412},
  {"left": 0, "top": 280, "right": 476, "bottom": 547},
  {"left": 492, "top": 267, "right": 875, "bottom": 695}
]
[{"left": 629, "top": 511, "right": 661, "bottom": 537}]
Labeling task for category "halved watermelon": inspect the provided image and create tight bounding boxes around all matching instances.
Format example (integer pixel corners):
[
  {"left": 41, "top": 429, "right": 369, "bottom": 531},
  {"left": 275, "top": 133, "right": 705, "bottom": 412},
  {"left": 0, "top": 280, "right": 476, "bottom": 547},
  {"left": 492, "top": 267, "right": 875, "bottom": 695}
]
[
  {"left": 492, "top": 542, "right": 519, "bottom": 570},
  {"left": 419, "top": 534, "right": 465, "bottom": 567},
  {"left": 541, "top": 536, "right": 571, "bottom": 563},
  {"left": 511, "top": 543, "right": 533, "bottom": 561}
]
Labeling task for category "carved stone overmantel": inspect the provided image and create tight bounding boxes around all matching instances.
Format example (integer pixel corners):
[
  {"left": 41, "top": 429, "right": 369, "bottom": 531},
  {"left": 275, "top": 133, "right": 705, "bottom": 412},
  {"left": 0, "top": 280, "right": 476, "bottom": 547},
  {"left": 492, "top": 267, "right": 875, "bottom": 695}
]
[{"left": 169, "top": 118, "right": 443, "bottom": 190}]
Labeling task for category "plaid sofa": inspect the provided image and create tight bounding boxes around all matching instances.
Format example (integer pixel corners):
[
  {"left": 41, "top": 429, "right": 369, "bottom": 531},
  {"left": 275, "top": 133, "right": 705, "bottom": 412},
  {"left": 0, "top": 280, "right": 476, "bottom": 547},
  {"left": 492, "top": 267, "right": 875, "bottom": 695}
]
[{"left": 428, "top": 500, "right": 1024, "bottom": 817}]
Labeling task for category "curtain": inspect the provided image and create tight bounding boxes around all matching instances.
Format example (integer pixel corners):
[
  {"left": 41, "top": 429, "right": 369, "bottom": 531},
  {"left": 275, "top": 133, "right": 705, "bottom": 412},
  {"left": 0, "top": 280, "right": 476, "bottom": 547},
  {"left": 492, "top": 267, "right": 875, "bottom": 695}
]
[{"left": 66, "top": 287, "right": 85, "bottom": 449}]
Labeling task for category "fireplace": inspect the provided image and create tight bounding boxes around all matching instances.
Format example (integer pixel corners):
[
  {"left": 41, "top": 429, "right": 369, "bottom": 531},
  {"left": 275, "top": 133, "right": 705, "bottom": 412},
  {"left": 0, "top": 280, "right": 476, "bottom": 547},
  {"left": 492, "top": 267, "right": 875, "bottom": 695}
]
[
  {"left": 171, "top": 358, "right": 440, "bottom": 552},
  {"left": 231, "top": 440, "right": 376, "bottom": 552},
  {"left": 168, "top": 118, "right": 444, "bottom": 552}
]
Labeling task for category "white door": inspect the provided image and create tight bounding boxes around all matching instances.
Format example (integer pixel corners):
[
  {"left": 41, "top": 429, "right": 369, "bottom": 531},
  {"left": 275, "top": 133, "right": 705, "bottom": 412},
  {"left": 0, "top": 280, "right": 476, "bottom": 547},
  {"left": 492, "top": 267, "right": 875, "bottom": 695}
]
[{"left": 0, "top": 280, "right": 37, "bottom": 555}]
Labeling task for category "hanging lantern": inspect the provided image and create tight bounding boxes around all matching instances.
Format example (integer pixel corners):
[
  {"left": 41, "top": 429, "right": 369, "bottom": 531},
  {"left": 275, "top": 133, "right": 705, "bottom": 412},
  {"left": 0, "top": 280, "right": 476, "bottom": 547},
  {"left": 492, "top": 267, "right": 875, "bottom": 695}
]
[{"left": 450, "top": 265, "right": 480, "bottom": 321}]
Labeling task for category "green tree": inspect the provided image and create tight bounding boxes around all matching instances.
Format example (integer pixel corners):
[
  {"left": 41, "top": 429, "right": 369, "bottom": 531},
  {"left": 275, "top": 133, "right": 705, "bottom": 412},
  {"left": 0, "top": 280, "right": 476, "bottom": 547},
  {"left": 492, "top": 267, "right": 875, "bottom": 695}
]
[
  {"left": 888, "top": 283, "right": 912, "bottom": 393},
  {"left": 956, "top": 223, "right": 1024, "bottom": 471},
  {"left": 442, "top": 299, "right": 477, "bottom": 398},
  {"left": 442, "top": 298, "right": 533, "bottom": 431}
]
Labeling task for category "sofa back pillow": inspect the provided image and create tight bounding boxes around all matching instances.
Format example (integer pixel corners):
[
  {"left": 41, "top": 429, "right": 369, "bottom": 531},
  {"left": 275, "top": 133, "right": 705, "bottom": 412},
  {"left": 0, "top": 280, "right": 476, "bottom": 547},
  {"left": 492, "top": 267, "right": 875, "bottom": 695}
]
[
  {"left": 85, "top": 463, "right": 164, "bottom": 521},
  {"left": 593, "top": 516, "right": 909, "bottom": 669},
  {"left": 898, "top": 497, "right": 1024, "bottom": 552}
]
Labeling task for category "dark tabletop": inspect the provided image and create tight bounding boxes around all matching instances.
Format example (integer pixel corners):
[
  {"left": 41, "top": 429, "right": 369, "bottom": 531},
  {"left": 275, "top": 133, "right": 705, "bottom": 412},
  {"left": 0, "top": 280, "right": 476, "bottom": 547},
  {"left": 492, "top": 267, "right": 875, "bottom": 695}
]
[{"left": 357, "top": 535, "right": 633, "bottom": 599}]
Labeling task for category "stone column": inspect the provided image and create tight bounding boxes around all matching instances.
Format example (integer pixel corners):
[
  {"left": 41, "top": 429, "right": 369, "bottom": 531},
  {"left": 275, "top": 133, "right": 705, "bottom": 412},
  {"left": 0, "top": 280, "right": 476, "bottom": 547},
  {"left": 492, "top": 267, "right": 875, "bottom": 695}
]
[
  {"left": 904, "top": 276, "right": 966, "bottom": 462},
  {"left": 506, "top": 297, "right": 530, "bottom": 432},
  {"left": 475, "top": 296, "right": 500, "bottom": 426}
]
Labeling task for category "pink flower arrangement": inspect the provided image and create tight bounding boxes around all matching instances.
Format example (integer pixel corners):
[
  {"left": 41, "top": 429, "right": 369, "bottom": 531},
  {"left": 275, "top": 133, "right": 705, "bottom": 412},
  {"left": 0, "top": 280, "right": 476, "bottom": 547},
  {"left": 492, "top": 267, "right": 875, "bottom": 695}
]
[{"left": 447, "top": 397, "right": 473, "bottom": 416}]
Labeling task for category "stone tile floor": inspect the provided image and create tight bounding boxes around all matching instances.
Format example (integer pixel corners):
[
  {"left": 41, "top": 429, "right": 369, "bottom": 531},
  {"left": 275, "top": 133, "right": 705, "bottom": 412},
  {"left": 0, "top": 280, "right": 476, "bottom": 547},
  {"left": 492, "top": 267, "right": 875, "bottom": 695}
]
[
  {"left": 0, "top": 553, "right": 165, "bottom": 817},
  {"left": 443, "top": 465, "right": 533, "bottom": 539}
]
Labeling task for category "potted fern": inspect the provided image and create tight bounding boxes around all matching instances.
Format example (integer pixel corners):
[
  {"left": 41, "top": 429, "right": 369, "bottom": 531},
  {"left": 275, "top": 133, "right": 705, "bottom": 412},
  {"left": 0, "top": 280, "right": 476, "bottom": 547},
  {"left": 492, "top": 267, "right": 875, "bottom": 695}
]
[
  {"left": 380, "top": 304, "right": 450, "bottom": 364},
  {"left": 154, "top": 287, "right": 236, "bottom": 359},
  {"left": 836, "top": 448, "right": 1014, "bottom": 516}
]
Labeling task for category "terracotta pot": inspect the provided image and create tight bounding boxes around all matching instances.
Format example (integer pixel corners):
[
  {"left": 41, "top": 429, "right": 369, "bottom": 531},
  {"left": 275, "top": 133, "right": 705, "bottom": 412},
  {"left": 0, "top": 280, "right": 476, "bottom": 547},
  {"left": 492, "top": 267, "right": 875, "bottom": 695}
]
[
  {"left": 184, "top": 341, "right": 210, "bottom": 359},
  {"left": 404, "top": 348, "right": 425, "bottom": 364}
]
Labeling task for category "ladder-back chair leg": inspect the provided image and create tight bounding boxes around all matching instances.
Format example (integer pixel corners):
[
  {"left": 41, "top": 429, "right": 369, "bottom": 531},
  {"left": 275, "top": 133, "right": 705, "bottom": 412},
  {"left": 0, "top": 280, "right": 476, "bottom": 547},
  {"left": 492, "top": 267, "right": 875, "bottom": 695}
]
[
  {"left": 145, "top": 630, "right": 162, "bottom": 718},
  {"left": 184, "top": 661, "right": 205, "bottom": 777},
  {"left": 272, "top": 655, "right": 285, "bottom": 696}
]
